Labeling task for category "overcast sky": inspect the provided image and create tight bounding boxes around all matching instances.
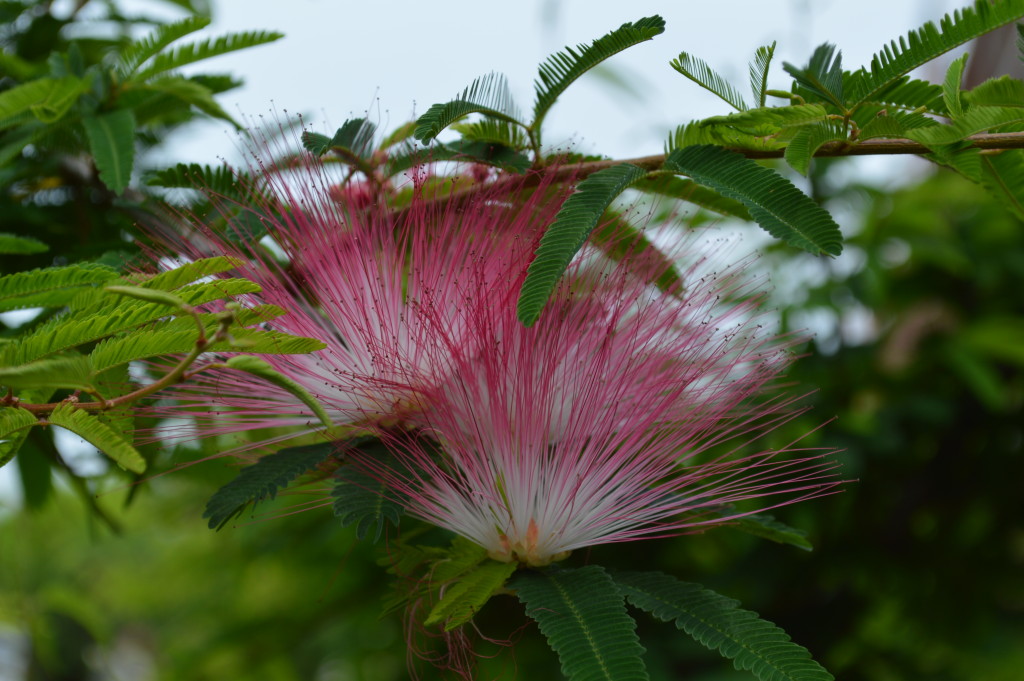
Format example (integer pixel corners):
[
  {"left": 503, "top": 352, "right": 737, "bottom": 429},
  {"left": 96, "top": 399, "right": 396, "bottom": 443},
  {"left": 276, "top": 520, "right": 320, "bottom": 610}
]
[{"left": 143, "top": 0, "right": 966, "bottom": 165}]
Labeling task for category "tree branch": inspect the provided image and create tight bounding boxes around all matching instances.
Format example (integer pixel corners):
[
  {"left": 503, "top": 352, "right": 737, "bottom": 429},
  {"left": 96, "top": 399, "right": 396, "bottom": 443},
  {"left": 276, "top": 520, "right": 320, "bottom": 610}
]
[{"left": 424, "top": 131, "right": 1024, "bottom": 209}]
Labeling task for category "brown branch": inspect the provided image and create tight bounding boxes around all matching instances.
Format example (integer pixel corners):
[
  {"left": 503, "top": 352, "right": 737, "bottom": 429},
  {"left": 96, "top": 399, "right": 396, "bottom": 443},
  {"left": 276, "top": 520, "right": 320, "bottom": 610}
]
[
  {"left": 420, "top": 131, "right": 1024, "bottom": 210},
  {"left": 12, "top": 308, "right": 235, "bottom": 418}
]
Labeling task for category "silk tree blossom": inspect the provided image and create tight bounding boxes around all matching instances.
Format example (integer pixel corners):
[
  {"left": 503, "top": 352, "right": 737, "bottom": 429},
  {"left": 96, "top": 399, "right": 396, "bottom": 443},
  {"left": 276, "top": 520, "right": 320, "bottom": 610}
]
[
  {"left": 151, "top": 156, "right": 569, "bottom": 450},
  {"left": 352, "top": 243, "right": 842, "bottom": 566}
]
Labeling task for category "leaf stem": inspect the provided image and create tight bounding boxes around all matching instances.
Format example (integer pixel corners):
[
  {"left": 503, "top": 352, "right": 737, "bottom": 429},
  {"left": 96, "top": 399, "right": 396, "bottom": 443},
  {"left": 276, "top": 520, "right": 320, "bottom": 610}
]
[{"left": 13, "top": 307, "right": 236, "bottom": 417}]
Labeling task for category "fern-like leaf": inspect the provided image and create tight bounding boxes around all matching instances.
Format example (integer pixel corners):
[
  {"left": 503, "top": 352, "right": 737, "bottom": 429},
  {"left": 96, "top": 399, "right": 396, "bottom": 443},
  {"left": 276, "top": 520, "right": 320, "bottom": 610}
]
[
  {"left": 117, "top": 16, "right": 211, "bottom": 77},
  {"left": 511, "top": 566, "right": 649, "bottom": 681},
  {"left": 963, "top": 74, "right": 1024, "bottom": 108},
  {"left": 908, "top": 106, "right": 1024, "bottom": 147},
  {"left": 700, "top": 104, "right": 830, "bottom": 135},
  {"left": 0, "top": 233, "right": 47, "bottom": 255},
  {"left": 671, "top": 51, "right": 748, "bottom": 111},
  {"left": 945, "top": 148, "right": 1024, "bottom": 221},
  {"left": 6, "top": 279, "right": 260, "bottom": 365},
  {"left": 141, "top": 76, "right": 236, "bottom": 126},
  {"left": 83, "top": 109, "right": 136, "bottom": 194},
  {"left": 441, "top": 138, "right": 532, "bottom": 173},
  {"left": 0, "top": 407, "right": 38, "bottom": 469},
  {"left": 665, "top": 145, "right": 843, "bottom": 256},
  {"left": 451, "top": 118, "right": 528, "bottom": 149},
  {"left": 203, "top": 441, "right": 337, "bottom": 529},
  {"left": 414, "top": 72, "right": 524, "bottom": 144},
  {"left": 224, "top": 356, "right": 333, "bottom": 429},
  {"left": 943, "top": 53, "right": 970, "bottom": 117},
  {"left": 0, "top": 264, "right": 119, "bottom": 312},
  {"left": 0, "top": 354, "right": 94, "bottom": 392},
  {"left": 133, "top": 30, "right": 283, "bottom": 81},
  {"left": 90, "top": 326, "right": 325, "bottom": 373},
  {"left": 859, "top": 76, "right": 946, "bottom": 116},
  {"left": 783, "top": 121, "right": 849, "bottom": 176},
  {"left": 46, "top": 403, "right": 146, "bottom": 474},
  {"left": 857, "top": 109, "right": 936, "bottom": 140},
  {"left": 728, "top": 513, "right": 814, "bottom": 551},
  {"left": 633, "top": 175, "right": 751, "bottom": 220},
  {"left": 532, "top": 16, "right": 665, "bottom": 136},
  {"left": 616, "top": 571, "right": 833, "bottom": 681},
  {"left": 2, "top": 76, "right": 86, "bottom": 126},
  {"left": 146, "top": 163, "right": 244, "bottom": 194},
  {"left": 783, "top": 43, "right": 845, "bottom": 110},
  {"left": 846, "top": 0, "right": 1024, "bottom": 108},
  {"left": 517, "top": 163, "right": 648, "bottom": 326},
  {"left": 138, "top": 256, "right": 245, "bottom": 291},
  {"left": 332, "top": 441, "right": 405, "bottom": 542},
  {"left": 749, "top": 42, "right": 777, "bottom": 108},
  {"left": 425, "top": 560, "right": 517, "bottom": 631},
  {"left": 302, "top": 118, "right": 378, "bottom": 177},
  {"left": 667, "top": 120, "right": 784, "bottom": 153}
]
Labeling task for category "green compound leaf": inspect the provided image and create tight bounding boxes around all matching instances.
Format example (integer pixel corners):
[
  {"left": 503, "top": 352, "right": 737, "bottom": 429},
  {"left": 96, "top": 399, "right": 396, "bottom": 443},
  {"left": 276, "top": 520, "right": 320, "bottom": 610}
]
[
  {"left": 425, "top": 560, "right": 517, "bottom": 631},
  {"left": 414, "top": 72, "right": 525, "bottom": 144},
  {"left": 615, "top": 571, "right": 833, "bottom": 681},
  {"left": 224, "top": 356, "right": 332, "bottom": 429},
  {"left": 332, "top": 441, "right": 405, "bottom": 542},
  {"left": 0, "top": 407, "right": 39, "bottom": 469},
  {"left": 304, "top": 117, "right": 377, "bottom": 163},
  {"left": 46, "top": 402, "right": 146, "bottom": 474},
  {"left": 0, "top": 354, "right": 94, "bottom": 392},
  {"left": 867, "top": 77, "right": 946, "bottom": 116},
  {"left": 6, "top": 279, "right": 262, "bottom": 366},
  {"left": 139, "top": 256, "right": 245, "bottom": 291},
  {"left": 0, "top": 76, "right": 85, "bottom": 127},
  {"left": 846, "top": 0, "right": 1024, "bottom": 108},
  {"left": 633, "top": 174, "right": 751, "bottom": 220},
  {"left": 511, "top": 565, "right": 649, "bottom": 681},
  {"left": 0, "top": 233, "right": 48, "bottom": 255},
  {"left": 782, "top": 43, "right": 845, "bottom": 110},
  {"left": 203, "top": 441, "right": 337, "bottom": 530},
  {"left": 664, "top": 145, "right": 843, "bottom": 256},
  {"left": 942, "top": 53, "right": 970, "bottom": 117},
  {"left": 908, "top": 106, "right": 1024, "bottom": 147},
  {"left": 133, "top": 29, "right": 284, "bottom": 81},
  {"left": 517, "top": 163, "right": 648, "bottom": 326},
  {"left": 671, "top": 51, "right": 748, "bottom": 111},
  {"left": 0, "top": 264, "right": 119, "bottom": 312},
  {"left": 142, "top": 76, "right": 237, "bottom": 126},
  {"left": 83, "top": 109, "right": 136, "bottom": 195},
  {"left": 104, "top": 285, "right": 188, "bottom": 309},
  {"left": 729, "top": 513, "right": 814, "bottom": 551},
  {"left": 783, "top": 121, "right": 849, "bottom": 176},
  {"left": 533, "top": 16, "right": 665, "bottom": 138},
  {"left": 117, "top": 16, "right": 211, "bottom": 76},
  {"left": 749, "top": 42, "right": 777, "bottom": 108},
  {"left": 440, "top": 138, "right": 532, "bottom": 173},
  {"left": 964, "top": 74, "right": 1024, "bottom": 108},
  {"left": 146, "top": 163, "right": 244, "bottom": 195}
]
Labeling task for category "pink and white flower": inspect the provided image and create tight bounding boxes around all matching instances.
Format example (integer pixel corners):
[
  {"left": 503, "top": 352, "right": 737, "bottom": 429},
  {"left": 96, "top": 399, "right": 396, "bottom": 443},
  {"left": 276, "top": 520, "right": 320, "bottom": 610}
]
[
  {"left": 151, "top": 157, "right": 569, "bottom": 450},
  {"left": 352, "top": 239, "right": 840, "bottom": 566}
]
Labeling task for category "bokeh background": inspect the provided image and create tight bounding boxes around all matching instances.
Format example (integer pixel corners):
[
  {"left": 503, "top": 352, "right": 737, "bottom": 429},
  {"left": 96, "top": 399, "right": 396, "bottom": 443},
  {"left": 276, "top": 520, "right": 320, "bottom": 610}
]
[{"left": 2, "top": 1, "right": 1022, "bottom": 679}]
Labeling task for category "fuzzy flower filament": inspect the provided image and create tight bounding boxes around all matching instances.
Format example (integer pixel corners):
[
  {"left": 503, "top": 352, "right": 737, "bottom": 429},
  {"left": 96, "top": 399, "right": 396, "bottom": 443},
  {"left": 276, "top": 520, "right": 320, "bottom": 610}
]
[{"left": 354, "top": 251, "right": 841, "bottom": 567}]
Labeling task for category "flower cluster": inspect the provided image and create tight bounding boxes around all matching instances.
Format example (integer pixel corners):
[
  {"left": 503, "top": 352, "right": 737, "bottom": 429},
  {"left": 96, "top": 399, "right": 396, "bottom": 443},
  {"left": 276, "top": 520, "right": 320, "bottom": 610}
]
[{"left": 158, "top": 153, "right": 839, "bottom": 565}]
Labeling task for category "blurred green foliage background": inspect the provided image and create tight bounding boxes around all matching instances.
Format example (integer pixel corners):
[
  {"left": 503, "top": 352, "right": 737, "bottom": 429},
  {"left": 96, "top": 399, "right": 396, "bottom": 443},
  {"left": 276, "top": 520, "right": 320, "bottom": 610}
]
[{"left": 2, "top": 1, "right": 1022, "bottom": 679}]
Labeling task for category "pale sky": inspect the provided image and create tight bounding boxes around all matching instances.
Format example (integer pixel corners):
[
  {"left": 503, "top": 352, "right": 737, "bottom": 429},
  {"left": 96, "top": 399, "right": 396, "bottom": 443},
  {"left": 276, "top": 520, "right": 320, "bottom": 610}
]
[{"left": 151, "top": 0, "right": 965, "bottom": 165}]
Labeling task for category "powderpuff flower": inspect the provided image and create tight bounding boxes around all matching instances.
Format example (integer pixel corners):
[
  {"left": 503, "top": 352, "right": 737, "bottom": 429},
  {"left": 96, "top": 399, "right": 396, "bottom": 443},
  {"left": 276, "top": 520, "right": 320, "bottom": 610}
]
[
  {"left": 151, "top": 155, "right": 570, "bottom": 451},
  {"left": 351, "top": 240, "right": 841, "bottom": 566}
]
